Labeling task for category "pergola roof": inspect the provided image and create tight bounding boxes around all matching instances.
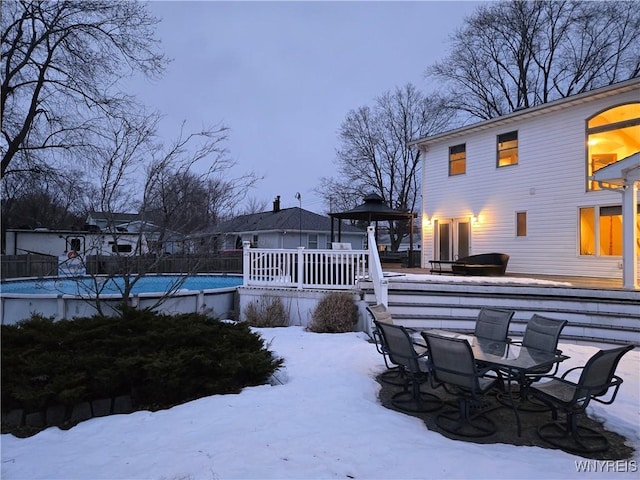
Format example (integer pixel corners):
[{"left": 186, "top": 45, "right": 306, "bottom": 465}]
[
  {"left": 590, "top": 152, "right": 640, "bottom": 289},
  {"left": 329, "top": 193, "right": 416, "bottom": 222},
  {"left": 591, "top": 152, "right": 640, "bottom": 187}
]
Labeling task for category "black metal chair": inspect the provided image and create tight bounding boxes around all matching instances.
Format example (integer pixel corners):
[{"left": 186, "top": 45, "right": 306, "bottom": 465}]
[
  {"left": 422, "top": 332, "right": 501, "bottom": 437},
  {"left": 374, "top": 320, "right": 442, "bottom": 413},
  {"left": 497, "top": 314, "right": 568, "bottom": 411},
  {"left": 474, "top": 307, "right": 514, "bottom": 342},
  {"left": 368, "top": 304, "right": 405, "bottom": 386},
  {"left": 530, "top": 344, "right": 634, "bottom": 453}
]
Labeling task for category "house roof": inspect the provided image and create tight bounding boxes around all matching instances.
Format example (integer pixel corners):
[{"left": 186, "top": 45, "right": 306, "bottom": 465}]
[
  {"left": 87, "top": 212, "right": 142, "bottom": 224},
  {"left": 409, "top": 77, "right": 640, "bottom": 148},
  {"left": 208, "top": 207, "right": 364, "bottom": 235}
]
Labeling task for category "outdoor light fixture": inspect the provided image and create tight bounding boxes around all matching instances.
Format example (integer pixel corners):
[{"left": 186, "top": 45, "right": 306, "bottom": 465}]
[{"left": 472, "top": 215, "right": 479, "bottom": 224}]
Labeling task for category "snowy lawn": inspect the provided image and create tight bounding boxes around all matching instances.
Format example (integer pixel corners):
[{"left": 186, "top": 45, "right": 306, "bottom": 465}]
[{"left": 2, "top": 326, "right": 638, "bottom": 480}]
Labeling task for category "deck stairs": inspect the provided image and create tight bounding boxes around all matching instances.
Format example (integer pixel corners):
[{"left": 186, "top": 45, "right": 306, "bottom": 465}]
[{"left": 359, "top": 278, "right": 640, "bottom": 346}]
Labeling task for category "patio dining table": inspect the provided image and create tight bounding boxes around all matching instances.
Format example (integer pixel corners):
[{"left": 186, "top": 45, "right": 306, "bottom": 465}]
[{"left": 419, "top": 329, "right": 569, "bottom": 436}]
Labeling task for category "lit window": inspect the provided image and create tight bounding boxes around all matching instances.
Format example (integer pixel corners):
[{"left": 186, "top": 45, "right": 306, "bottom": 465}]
[
  {"left": 497, "top": 131, "right": 518, "bottom": 167},
  {"left": 449, "top": 144, "right": 466, "bottom": 176},
  {"left": 587, "top": 103, "right": 640, "bottom": 190},
  {"left": 516, "top": 211, "right": 527, "bottom": 237},
  {"left": 578, "top": 204, "right": 640, "bottom": 256},
  {"left": 579, "top": 207, "right": 596, "bottom": 255},
  {"left": 599, "top": 206, "right": 623, "bottom": 256}
]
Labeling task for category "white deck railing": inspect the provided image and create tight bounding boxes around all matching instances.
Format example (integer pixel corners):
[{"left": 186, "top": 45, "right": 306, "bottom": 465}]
[{"left": 242, "top": 226, "right": 388, "bottom": 304}]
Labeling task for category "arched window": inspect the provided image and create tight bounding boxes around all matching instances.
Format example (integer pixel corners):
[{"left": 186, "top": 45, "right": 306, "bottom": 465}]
[{"left": 586, "top": 103, "right": 640, "bottom": 190}]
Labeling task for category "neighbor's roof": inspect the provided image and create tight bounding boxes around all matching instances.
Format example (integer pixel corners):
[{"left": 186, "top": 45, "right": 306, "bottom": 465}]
[
  {"left": 409, "top": 77, "right": 640, "bottom": 148},
  {"left": 209, "top": 207, "right": 364, "bottom": 235}
]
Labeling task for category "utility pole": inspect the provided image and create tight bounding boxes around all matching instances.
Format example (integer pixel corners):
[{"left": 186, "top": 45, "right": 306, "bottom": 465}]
[{"left": 295, "top": 192, "right": 302, "bottom": 246}]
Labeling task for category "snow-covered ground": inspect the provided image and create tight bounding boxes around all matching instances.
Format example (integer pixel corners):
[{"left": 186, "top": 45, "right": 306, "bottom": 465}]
[{"left": 2, "top": 326, "right": 638, "bottom": 480}]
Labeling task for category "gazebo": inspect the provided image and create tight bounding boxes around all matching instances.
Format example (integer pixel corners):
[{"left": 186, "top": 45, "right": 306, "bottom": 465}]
[{"left": 329, "top": 193, "right": 418, "bottom": 267}]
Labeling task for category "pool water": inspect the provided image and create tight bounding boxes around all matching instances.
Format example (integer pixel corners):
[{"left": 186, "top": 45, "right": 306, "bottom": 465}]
[{"left": 0, "top": 275, "right": 243, "bottom": 296}]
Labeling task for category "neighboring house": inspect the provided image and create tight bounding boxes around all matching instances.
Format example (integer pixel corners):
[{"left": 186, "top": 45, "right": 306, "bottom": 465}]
[
  {"left": 192, "top": 196, "right": 366, "bottom": 253},
  {"left": 410, "top": 77, "right": 639, "bottom": 284}
]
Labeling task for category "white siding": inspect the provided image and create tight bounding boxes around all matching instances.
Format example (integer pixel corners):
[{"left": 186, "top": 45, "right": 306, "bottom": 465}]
[{"left": 421, "top": 87, "right": 640, "bottom": 279}]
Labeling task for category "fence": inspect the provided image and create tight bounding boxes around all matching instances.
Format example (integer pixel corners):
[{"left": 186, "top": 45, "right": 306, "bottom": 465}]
[
  {"left": 0, "top": 254, "right": 242, "bottom": 279},
  {"left": 242, "top": 226, "right": 389, "bottom": 303},
  {"left": 1, "top": 254, "right": 58, "bottom": 279},
  {"left": 243, "top": 246, "right": 369, "bottom": 289}
]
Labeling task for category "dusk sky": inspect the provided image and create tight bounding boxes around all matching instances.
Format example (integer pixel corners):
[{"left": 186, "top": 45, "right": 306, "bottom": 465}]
[{"left": 127, "top": 1, "right": 483, "bottom": 214}]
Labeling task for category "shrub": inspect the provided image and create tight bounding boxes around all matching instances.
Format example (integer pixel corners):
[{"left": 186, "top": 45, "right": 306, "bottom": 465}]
[
  {"left": 1, "top": 311, "right": 283, "bottom": 427},
  {"left": 243, "top": 295, "right": 289, "bottom": 327},
  {"left": 308, "top": 292, "right": 358, "bottom": 333}
]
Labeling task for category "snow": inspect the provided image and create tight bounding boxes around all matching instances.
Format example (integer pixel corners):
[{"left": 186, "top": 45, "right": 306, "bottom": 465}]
[
  {"left": 2, "top": 326, "right": 638, "bottom": 480},
  {"left": 386, "top": 272, "right": 572, "bottom": 286}
]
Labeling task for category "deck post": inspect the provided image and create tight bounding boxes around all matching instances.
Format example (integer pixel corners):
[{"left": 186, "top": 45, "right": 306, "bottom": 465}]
[
  {"left": 296, "top": 247, "right": 305, "bottom": 290},
  {"left": 242, "top": 241, "right": 251, "bottom": 287}
]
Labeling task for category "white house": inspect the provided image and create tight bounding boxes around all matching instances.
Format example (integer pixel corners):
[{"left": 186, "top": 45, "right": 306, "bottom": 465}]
[{"left": 411, "top": 77, "right": 639, "bottom": 288}]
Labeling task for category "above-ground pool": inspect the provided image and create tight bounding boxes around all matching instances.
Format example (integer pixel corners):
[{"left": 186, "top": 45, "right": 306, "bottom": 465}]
[
  {"left": 1, "top": 274, "right": 243, "bottom": 295},
  {"left": 0, "top": 274, "right": 243, "bottom": 324}
]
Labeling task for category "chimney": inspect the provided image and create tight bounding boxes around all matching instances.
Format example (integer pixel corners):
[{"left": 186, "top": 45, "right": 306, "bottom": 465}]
[{"left": 273, "top": 195, "right": 281, "bottom": 212}]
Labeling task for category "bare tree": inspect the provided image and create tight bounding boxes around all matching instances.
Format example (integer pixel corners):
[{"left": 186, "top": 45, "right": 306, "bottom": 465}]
[
  {"left": 318, "top": 84, "right": 451, "bottom": 251},
  {"left": 142, "top": 122, "right": 260, "bottom": 235},
  {"left": 242, "top": 196, "right": 269, "bottom": 215},
  {"left": 429, "top": 0, "right": 640, "bottom": 121},
  {"left": 1, "top": 0, "right": 166, "bottom": 179},
  {"left": 1, "top": 169, "right": 88, "bottom": 227},
  {"left": 73, "top": 117, "right": 259, "bottom": 314}
]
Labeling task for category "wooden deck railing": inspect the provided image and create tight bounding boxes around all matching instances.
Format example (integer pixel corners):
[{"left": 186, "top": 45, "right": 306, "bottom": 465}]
[{"left": 242, "top": 226, "right": 389, "bottom": 304}]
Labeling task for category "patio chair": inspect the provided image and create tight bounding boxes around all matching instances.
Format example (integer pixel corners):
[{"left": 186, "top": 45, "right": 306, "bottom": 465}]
[
  {"left": 422, "top": 332, "right": 501, "bottom": 437},
  {"left": 374, "top": 320, "right": 442, "bottom": 413},
  {"left": 530, "top": 344, "right": 634, "bottom": 454},
  {"left": 497, "top": 314, "right": 568, "bottom": 411},
  {"left": 474, "top": 307, "right": 514, "bottom": 342},
  {"left": 368, "top": 304, "right": 404, "bottom": 386},
  {"left": 473, "top": 308, "right": 515, "bottom": 383},
  {"left": 368, "top": 304, "right": 427, "bottom": 386}
]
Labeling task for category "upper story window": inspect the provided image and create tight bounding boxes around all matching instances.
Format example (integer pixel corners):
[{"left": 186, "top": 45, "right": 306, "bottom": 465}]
[
  {"left": 497, "top": 131, "right": 518, "bottom": 167},
  {"left": 587, "top": 103, "right": 640, "bottom": 191},
  {"left": 449, "top": 144, "right": 466, "bottom": 176}
]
